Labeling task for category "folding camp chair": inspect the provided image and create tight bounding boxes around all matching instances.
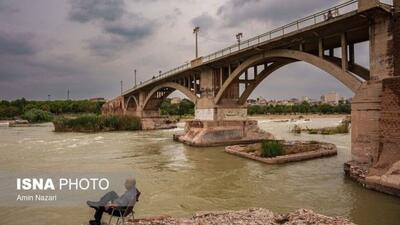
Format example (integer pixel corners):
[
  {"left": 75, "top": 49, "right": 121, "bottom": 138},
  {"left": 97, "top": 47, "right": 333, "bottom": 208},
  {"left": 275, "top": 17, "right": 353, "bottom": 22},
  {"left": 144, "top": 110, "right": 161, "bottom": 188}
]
[
  {"left": 107, "top": 205, "right": 134, "bottom": 225},
  {"left": 107, "top": 189, "right": 141, "bottom": 225}
]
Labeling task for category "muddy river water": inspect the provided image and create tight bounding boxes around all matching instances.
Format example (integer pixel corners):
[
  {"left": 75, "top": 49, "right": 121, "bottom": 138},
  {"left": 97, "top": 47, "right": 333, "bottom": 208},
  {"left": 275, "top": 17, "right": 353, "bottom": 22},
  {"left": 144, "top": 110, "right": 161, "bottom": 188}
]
[{"left": 0, "top": 117, "right": 399, "bottom": 225}]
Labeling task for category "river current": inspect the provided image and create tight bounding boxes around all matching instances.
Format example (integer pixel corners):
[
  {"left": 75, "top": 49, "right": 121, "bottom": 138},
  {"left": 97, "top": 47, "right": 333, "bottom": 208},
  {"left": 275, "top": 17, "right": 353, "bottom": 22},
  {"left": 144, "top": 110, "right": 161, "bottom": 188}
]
[{"left": 0, "top": 117, "right": 399, "bottom": 225}]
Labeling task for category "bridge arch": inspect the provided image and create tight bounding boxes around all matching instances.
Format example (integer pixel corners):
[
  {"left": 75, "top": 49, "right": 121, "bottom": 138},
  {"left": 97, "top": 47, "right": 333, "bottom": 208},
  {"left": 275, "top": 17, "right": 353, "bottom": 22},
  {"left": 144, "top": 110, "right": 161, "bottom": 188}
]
[
  {"left": 125, "top": 95, "right": 139, "bottom": 113},
  {"left": 143, "top": 82, "right": 198, "bottom": 110},
  {"left": 215, "top": 49, "right": 364, "bottom": 104}
]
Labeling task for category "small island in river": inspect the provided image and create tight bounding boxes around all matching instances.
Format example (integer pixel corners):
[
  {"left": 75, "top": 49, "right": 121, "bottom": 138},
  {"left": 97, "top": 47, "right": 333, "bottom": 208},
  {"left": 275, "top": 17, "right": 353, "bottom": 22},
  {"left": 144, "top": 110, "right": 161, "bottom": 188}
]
[{"left": 225, "top": 140, "right": 337, "bottom": 164}]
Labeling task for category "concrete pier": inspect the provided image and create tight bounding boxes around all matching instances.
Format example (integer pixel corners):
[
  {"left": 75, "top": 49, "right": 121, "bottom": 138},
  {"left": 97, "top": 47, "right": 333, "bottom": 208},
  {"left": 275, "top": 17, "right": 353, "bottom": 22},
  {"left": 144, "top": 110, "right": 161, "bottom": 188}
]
[{"left": 174, "top": 120, "right": 273, "bottom": 147}]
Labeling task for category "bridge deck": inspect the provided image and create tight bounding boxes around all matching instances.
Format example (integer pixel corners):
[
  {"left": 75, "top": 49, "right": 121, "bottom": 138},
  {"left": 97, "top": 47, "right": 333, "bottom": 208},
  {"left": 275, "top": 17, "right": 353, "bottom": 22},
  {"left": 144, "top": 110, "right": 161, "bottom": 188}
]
[{"left": 122, "top": 0, "right": 392, "bottom": 96}]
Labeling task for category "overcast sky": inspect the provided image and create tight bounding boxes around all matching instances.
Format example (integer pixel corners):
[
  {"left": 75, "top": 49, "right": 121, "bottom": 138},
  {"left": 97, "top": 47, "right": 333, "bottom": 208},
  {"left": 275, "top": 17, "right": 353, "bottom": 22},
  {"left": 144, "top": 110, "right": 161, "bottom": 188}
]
[{"left": 0, "top": 0, "right": 368, "bottom": 101}]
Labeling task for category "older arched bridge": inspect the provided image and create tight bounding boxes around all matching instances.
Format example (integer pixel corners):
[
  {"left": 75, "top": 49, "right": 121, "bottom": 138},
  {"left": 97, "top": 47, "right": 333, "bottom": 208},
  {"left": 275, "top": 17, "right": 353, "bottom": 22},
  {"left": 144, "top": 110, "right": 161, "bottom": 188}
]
[{"left": 103, "top": 0, "right": 400, "bottom": 195}]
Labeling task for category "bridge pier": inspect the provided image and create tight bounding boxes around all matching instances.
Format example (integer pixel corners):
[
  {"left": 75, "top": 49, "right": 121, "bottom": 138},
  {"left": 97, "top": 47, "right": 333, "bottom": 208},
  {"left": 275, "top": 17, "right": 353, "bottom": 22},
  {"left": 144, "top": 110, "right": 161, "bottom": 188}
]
[
  {"left": 345, "top": 0, "right": 400, "bottom": 196},
  {"left": 102, "top": 94, "right": 177, "bottom": 130},
  {"left": 174, "top": 120, "right": 273, "bottom": 147},
  {"left": 176, "top": 68, "right": 273, "bottom": 146},
  {"left": 177, "top": 104, "right": 273, "bottom": 147}
]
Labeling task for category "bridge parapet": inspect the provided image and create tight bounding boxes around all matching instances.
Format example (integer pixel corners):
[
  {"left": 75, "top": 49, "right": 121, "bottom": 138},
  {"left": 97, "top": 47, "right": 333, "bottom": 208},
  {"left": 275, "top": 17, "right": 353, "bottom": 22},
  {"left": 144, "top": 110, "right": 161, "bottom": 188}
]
[{"left": 191, "top": 57, "right": 203, "bottom": 67}]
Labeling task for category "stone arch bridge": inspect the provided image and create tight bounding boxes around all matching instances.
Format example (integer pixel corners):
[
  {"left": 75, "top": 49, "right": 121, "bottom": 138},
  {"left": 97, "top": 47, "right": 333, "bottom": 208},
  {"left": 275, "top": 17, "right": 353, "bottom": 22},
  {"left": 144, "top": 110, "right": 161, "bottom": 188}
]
[{"left": 103, "top": 0, "right": 400, "bottom": 195}]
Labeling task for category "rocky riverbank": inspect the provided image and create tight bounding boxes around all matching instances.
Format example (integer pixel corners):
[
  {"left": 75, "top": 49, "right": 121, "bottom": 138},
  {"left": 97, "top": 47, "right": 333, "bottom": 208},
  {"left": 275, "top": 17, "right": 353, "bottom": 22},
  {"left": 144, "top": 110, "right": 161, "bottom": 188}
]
[
  {"left": 117, "top": 208, "right": 355, "bottom": 225},
  {"left": 344, "top": 160, "right": 400, "bottom": 197}
]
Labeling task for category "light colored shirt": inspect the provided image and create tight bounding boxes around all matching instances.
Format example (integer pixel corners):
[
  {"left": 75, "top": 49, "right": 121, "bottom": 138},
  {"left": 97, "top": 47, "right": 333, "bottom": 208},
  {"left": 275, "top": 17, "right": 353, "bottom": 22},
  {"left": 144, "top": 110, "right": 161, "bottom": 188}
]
[{"left": 114, "top": 187, "right": 137, "bottom": 207}]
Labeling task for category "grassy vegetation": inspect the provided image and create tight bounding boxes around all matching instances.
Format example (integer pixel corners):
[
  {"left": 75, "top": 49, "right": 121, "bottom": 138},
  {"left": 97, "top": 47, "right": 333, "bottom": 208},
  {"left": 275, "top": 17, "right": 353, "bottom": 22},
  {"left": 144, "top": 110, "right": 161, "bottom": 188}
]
[
  {"left": 261, "top": 140, "right": 284, "bottom": 158},
  {"left": 53, "top": 114, "right": 141, "bottom": 132},
  {"left": 22, "top": 109, "right": 53, "bottom": 123}
]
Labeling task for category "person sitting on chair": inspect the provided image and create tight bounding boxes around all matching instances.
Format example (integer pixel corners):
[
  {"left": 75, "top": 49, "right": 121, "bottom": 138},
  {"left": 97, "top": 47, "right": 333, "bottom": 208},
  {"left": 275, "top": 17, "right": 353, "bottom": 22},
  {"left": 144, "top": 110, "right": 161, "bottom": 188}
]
[{"left": 87, "top": 177, "right": 140, "bottom": 225}]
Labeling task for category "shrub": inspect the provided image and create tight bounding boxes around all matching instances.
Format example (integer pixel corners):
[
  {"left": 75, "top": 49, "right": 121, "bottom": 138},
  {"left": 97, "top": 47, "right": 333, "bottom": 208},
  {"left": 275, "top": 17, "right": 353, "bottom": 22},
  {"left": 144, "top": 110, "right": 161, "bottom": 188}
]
[
  {"left": 290, "top": 125, "right": 302, "bottom": 134},
  {"left": 307, "top": 129, "right": 318, "bottom": 134},
  {"left": 0, "top": 106, "right": 20, "bottom": 119},
  {"left": 261, "top": 140, "right": 284, "bottom": 158},
  {"left": 22, "top": 109, "right": 53, "bottom": 123},
  {"left": 335, "top": 120, "right": 350, "bottom": 133},
  {"left": 104, "top": 115, "right": 141, "bottom": 131},
  {"left": 53, "top": 114, "right": 141, "bottom": 132}
]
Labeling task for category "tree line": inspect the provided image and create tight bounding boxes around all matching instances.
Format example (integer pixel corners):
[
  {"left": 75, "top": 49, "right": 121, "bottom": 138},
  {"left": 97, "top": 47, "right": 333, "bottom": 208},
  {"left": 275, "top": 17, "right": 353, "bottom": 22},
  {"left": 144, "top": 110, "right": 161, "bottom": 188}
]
[
  {"left": 160, "top": 98, "right": 195, "bottom": 116},
  {"left": 160, "top": 99, "right": 351, "bottom": 116},
  {"left": 0, "top": 97, "right": 351, "bottom": 120},
  {"left": 248, "top": 101, "right": 351, "bottom": 115},
  {"left": 0, "top": 98, "right": 104, "bottom": 120}
]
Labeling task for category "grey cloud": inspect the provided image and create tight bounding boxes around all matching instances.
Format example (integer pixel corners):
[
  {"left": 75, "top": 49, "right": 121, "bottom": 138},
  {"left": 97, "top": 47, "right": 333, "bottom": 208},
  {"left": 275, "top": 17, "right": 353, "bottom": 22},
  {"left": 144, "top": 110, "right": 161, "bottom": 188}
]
[
  {"left": 0, "top": 31, "right": 36, "bottom": 56},
  {"left": 0, "top": 0, "right": 361, "bottom": 101},
  {"left": 217, "top": 0, "right": 340, "bottom": 26},
  {"left": 87, "top": 17, "right": 155, "bottom": 57},
  {"left": 68, "top": 0, "right": 125, "bottom": 23},
  {"left": 173, "top": 8, "right": 182, "bottom": 16},
  {"left": 68, "top": 0, "right": 155, "bottom": 57},
  {"left": 0, "top": 0, "right": 19, "bottom": 13},
  {"left": 0, "top": 52, "right": 117, "bottom": 100},
  {"left": 191, "top": 13, "right": 215, "bottom": 31},
  {"left": 86, "top": 37, "right": 126, "bottom": 58},
  {"left": 163, "top": 8, "right": 183, "bottom": 28},
  {"left": 103, "top": 20, "right": 153, "bottom": 42}
]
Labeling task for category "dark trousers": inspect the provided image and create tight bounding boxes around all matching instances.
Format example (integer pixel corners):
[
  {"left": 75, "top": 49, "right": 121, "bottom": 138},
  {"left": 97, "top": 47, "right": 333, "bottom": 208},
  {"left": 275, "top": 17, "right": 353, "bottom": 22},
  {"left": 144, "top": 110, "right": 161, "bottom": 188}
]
[{"left": 93, "top": 191, "right": 120, "bottom": 222}]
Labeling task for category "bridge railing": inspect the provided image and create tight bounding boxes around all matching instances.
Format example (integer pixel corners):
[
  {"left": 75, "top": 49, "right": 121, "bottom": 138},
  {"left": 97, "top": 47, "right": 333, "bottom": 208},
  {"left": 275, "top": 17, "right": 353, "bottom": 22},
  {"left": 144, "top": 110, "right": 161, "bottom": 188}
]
[
  {"left": 123, "top": 0, "right": 394, "bottom": 95},
  {"left": 202, "top": 0, "right": 359, "bottom": 63},
  {"left": 122, "top": 62, "right": 191, "bottom": 95}
]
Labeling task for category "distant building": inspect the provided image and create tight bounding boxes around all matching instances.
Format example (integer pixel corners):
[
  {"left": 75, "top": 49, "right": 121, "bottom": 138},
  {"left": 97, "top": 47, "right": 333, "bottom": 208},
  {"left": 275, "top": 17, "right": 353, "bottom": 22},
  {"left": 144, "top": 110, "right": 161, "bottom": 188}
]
[
  {"left": 171, "top": 97, "right": 182, "bottom": 105},
  {"left": 309, "top": 99, "right": 321, "bottom": 105},
  {"left": 267, "top": 100, "right": 277, "bottom": 106},
  {"left": 302, "top": 96, "right": 310, "bottom": 102},
  {"left": 256, "top": 97, "right": 268, "bottom": 105},
  {"left": 272, "top": 100, "right": 286, "bottom": 105},
  {"left": 321, "top": 92, "right": 340, "bottom": 105},
  {"left": 247, "top": 99, "right": 257, "bottom": 105},
  {"left": 289, "top": 98, "right": 300, "bottom": 104}
]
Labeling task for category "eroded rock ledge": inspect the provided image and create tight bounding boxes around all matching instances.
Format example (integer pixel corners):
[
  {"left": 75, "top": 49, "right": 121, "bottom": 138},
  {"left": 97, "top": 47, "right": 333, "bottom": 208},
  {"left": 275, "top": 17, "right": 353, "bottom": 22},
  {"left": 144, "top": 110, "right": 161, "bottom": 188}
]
[
  {"left": 124, "top": 208, "right": 355, "bottom": 225},
  {"left": 344, "top": 160, "right": 400, "bottom": 197}
]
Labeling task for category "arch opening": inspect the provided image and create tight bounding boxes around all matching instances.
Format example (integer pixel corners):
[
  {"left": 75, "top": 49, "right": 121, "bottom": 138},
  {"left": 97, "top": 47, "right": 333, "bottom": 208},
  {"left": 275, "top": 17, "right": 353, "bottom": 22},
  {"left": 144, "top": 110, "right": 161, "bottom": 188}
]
[
  {"left": 125, "top": 95, "right": 138, "bottom": 113},
  {"left": 245, "top": 61, "right": 356, "bottom": 106},
  {"left": 142, "top": 82, "right": 198, "bottom": 111},
  {"left": 215, "top": 49, "right": 365, "bottom": 105}
]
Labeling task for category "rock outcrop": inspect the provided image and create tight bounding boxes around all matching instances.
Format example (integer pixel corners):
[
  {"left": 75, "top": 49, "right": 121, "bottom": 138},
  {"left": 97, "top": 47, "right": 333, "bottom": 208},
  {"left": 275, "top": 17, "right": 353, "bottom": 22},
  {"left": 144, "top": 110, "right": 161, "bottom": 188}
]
[
  {"left": 121, "top": 208, "right": 355, "bottom": 225},
  {"left": 344, "top": 160, "right": 400, "bottom": 197}
]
